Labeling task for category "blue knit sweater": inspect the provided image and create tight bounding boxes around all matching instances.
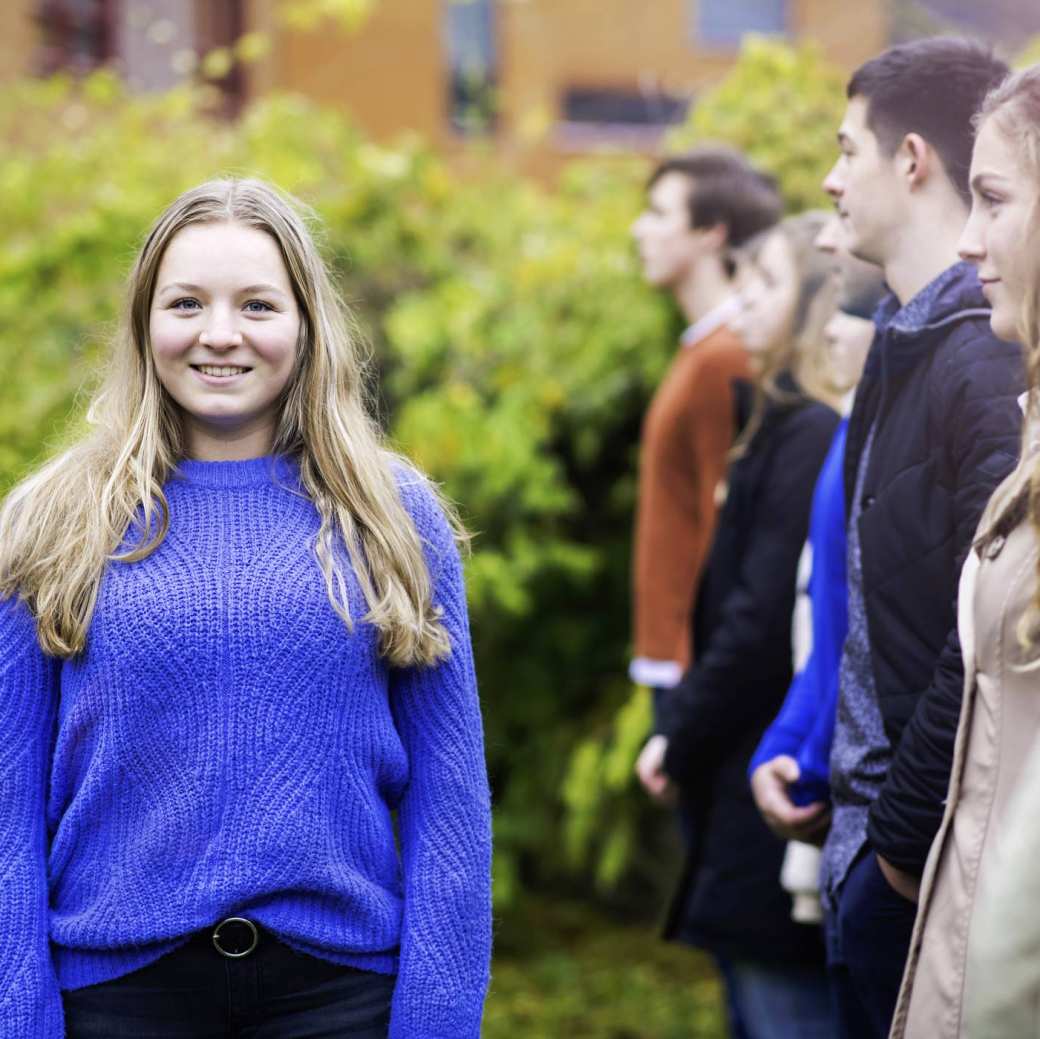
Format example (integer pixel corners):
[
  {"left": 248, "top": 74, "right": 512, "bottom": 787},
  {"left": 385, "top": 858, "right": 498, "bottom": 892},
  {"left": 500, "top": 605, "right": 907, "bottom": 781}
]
[{"left": 0, "top": 455, "right": 492, "bottom": 1038}]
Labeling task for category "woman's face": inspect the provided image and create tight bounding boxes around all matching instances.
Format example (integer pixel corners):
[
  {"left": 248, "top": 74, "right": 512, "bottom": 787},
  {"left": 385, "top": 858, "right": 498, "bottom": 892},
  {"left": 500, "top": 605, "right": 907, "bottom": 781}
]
[
  {"left": 959, "top": 116, "right": 1037, "bottom": 344},
  {"left": 149, "top": 221, "right": 301, "bottom": 460},
  {"left": 732, "top": 231, "right": 800, "bottom": 362},
  {"left": 823, "top": 310, "right": 874, "bottom": 392}
]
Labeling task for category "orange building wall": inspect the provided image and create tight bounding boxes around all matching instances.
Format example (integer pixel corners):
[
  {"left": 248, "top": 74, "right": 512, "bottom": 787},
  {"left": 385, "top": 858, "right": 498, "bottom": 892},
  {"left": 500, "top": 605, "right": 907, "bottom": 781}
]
[
  {"left": 257, "top": 0, "right": 450, "bottom": 147},
  {"left": 500, "top": 0, "right": 731, "bottom": 139},
  {"left": 0, "top": 1, "right": 38, "bottom": 85},
  {"left": 2, "top": 0, "right": 889, "bottom": 165},
  {"left": 498, "top": 0, "right": 888, "bottom": 129},
  {"left": 794, "top": 0, "right": 889, "bottom": 68}
]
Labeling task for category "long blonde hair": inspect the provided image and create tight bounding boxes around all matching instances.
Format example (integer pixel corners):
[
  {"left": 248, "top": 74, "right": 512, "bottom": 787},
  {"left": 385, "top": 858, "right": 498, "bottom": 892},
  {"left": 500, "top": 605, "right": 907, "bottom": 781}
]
[
  {"left": 0, "top": 178, "right": 462, "bottom": 667},
  {"left": 969, "top": 67, "right": 1040, "bottom": 648}
]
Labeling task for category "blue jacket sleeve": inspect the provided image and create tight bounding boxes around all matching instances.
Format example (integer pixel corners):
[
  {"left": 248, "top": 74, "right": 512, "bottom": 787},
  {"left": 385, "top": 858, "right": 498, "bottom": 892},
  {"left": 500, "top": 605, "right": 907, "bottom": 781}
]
[
  {"left": 0, "top": 598, "right": 64, "bottom": 1036},
  {"left": 387, "top": 476, "right": 492, "bottom": 1039}
]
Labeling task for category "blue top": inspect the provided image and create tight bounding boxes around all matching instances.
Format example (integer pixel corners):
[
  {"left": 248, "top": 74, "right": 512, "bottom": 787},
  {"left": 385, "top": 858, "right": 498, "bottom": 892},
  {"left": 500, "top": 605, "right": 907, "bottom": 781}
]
[
  {"left": 749, "top": 419, "right": 849, "bottom": 806},
  {"left": 0, "top": 455, "right": 492, "bottom": 1038}
]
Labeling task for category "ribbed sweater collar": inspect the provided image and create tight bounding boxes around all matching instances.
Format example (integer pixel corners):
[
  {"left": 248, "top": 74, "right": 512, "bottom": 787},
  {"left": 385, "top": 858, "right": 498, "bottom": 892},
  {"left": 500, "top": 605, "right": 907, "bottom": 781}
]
[{"left": 172, "top": 454, "right": 299, "bottom": 489}]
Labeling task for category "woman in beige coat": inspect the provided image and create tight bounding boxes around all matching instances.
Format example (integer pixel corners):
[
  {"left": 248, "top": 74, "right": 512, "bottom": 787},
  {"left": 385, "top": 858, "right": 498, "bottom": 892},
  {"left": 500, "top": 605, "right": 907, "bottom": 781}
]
[{"left": 890, "top": 65, "right": 1040, "bottom": 1039}]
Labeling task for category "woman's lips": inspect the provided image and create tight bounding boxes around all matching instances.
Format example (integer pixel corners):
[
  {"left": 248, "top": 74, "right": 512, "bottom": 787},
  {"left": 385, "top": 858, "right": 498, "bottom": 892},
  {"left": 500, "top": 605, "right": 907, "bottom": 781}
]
[{"left": 190, "top": 364, "right": 252, "bottom": 385}]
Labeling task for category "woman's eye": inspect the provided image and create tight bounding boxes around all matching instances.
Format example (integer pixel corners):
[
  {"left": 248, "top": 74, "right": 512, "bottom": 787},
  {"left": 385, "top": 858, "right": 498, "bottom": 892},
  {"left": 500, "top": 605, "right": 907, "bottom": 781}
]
[
  {"left": 172, "top": 298, "right": 201, "bottom": 311},
  {"left": 244, "top": 300, "right": 273, "bottom": 313}
]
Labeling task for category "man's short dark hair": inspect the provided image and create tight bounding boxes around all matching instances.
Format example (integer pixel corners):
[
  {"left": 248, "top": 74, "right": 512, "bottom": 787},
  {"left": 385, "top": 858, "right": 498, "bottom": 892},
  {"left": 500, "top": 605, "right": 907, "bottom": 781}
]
[
  {"left": 848, "top": 37, "right": 1009, "bottom": 205},
  {"left": 647, "top": 147, "right": 782, "bottom": 250}
]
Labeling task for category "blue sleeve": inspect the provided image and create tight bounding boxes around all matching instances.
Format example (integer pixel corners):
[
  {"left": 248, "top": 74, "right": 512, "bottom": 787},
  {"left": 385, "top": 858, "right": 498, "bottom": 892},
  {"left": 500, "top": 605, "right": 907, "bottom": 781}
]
[
  {"left": 748, "top": 423, "right": 849, "bottom": 805},
  {"left": 387, "top": 473, "right": 492, "bottom": 1039},
  {"left": 749, "top": 667, "right": 814, "bottom": 773},
  {"left": 0, "top": 597, "right": 64, "bottom": 1037}
]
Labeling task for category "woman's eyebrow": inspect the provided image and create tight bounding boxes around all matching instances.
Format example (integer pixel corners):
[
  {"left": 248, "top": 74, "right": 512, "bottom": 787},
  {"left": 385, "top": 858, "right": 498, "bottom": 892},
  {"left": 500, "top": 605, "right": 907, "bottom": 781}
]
[
  {"left": 238, "top": 283, "right": 288, "bottom": 297},
  {"left": 155, "top": 281, "right": 289, "bottom": 297},
  {"left": 156, "top": 281, "right": 204, "bottom": 296}
]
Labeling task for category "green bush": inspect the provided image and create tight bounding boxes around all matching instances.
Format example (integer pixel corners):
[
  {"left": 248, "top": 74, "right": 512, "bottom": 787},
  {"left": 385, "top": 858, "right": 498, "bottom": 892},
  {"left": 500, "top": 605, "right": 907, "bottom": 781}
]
[
  {"left": 486, "top": 898, "right": 725, "bottom": 1038},
  {"left": 669, "top": 37, "right": 847, "bottom": 211},
  {"left": 0, "top": 35, "right": 844, "bottom": 910}
]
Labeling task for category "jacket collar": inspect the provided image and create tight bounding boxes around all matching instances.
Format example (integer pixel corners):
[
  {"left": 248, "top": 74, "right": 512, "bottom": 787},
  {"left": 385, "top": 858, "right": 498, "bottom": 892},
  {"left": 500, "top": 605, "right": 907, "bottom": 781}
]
[
  {"left": 878, "top": 261, "right": 989, "bottom": 338},
  {"left": 866, "top": 261, "right": 991, "bottom": 380}
]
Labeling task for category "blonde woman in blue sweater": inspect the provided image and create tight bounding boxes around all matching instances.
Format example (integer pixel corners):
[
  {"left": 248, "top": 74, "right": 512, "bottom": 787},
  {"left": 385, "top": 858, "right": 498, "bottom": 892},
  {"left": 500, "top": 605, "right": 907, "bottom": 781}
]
[{"left": 0, "top": 179, "right": 492, "bottom": 1038}]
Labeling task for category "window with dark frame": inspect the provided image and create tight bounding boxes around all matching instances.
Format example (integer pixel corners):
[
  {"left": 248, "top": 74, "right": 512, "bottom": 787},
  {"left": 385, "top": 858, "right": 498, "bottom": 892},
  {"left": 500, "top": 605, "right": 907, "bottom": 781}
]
[
  {"left": 692, "top": 0, "right": 788, "bottom": 48},
  {"left": 193, "top": 0, "right": 246, "bottom": 117},
  {"left": 444, "top": 0, "right": 498, "bottom": 135},
  {"left": 562, "top": 87, "right": 689, "bottom": 127},
  {"left": 34, "top": 0, "right": 115, "bottom": 77},
  {"left": 34, "top": 0, "right": 246, "bottom": 117},
  {"left": 557, "top": 85, "right": 691, "bottom": 150}
]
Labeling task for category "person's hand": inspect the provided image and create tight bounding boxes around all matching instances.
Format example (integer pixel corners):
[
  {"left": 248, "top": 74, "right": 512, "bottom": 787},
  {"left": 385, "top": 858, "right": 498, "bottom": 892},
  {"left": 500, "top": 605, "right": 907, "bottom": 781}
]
[
  {"left": 750, "top": 755, "right": 830, "bottom": 845},
  {"left": 636, "top": 734, "right": 676, "bottom": 805},
  {"left": 877, "top": 854, "right": 920, "bottom": 903}
]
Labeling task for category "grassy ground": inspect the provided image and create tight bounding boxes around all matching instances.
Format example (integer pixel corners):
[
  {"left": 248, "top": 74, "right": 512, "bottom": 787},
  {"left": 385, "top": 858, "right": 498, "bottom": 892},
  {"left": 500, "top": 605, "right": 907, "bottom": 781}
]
[{"left": 484, "top": 898, "right": 727, "bottom": 1039}]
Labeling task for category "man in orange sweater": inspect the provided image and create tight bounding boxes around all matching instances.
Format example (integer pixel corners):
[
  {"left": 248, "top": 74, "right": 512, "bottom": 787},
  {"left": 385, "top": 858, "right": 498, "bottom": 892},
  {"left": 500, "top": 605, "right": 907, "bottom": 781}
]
[{"left": 630, "top": 150, "right": 781, "bottom": 712}]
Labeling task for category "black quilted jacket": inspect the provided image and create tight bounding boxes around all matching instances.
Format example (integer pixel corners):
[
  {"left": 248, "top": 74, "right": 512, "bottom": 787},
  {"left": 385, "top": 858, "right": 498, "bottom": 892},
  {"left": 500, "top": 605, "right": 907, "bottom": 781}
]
[
  {"left": 661, "top": 377, "right": 838, "bottom": 964},
  {"left": 851, "top": 262, "right": 1024, "bottom": 874}
]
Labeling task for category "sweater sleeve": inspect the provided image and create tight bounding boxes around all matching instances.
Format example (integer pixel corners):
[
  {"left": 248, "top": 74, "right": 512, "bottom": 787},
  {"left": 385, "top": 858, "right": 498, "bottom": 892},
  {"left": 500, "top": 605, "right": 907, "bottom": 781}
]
[
  {"left": 387, "top": 476, "right": 493, "bottom": 1039},
  {"left": 631, "top": 341, "right": 745, "bottom": 681},
  {"left": 0, "top": 597, "right": 63, "bottom": 1037}
]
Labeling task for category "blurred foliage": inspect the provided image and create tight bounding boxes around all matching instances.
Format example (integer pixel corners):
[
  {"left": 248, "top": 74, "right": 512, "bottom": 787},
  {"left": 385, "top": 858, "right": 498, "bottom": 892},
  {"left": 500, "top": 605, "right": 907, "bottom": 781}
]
[
  {"left": 0, "top": 36, "right": 842, "bottom": 912},
  {"left": 1016, "top": 35, "right": 1040, "bottom": 69},
  {"left": 487, "top": 898, "right": 725, "bottom": 1038},
  {"left": 277, "top": 0, "right": 481, "bottom": 33},
  {"left": 668, "top": 37, "right": 847, "bottom": 211},
  {"left": 278, "top": 0, "right": 379, "bottom": 32}
]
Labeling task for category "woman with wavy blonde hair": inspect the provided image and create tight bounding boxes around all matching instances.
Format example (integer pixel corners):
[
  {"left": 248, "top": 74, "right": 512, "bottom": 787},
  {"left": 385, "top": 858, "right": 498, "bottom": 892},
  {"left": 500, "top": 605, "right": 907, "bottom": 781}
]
[
  {"left": 0, "top": 177, "right": 491, "bottom": 1037},
  {"left": 889, "top": 65, "right": 1040, "bottom": 1039}
]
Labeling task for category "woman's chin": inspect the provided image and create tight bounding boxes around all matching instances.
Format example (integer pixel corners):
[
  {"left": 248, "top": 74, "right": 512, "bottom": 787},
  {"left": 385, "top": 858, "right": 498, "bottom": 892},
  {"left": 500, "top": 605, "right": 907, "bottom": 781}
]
[{"left": 989, "top": 306, "right": 1022, "bottom": 345}]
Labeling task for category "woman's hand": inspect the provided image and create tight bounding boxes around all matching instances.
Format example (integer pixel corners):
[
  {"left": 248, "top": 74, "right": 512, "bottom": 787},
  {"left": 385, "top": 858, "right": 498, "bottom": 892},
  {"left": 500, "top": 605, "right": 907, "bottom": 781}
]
[
  {"left": 636, "top": 734, "right": 677, "bottom": 805},
  {"left": 751, "top": 755, "right": 831, "bottom": 845}
]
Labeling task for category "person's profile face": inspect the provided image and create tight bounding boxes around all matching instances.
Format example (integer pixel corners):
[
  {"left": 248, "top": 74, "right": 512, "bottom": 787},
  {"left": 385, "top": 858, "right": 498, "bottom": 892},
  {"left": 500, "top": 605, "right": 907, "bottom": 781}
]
[
  {"left": 822, "top": 96, "right": 902, "bottom": 268},
  {"left": 631, "top": 172, "right": 709, "bottom": 289},
  {"left": 958, "top": 115, "right": 1036, "bottom": 344},
  {"left": 148, "top": 221, "right": 301, "bottom": 458},
  {"left": 814, "top": 214, "right": 844, "bottom": 257},
  {"left": 824, "top": 310, "right": 874, "bottom": 392},
  {"left": 731, "top": 231, "right": 799, "bottom": 361}
]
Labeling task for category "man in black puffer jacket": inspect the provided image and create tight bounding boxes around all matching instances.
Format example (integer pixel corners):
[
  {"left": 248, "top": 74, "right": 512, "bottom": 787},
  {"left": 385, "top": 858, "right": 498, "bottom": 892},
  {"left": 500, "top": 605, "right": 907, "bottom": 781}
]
[{"left": 817, "top": 39, "right": 1021, "bottom": 1039}]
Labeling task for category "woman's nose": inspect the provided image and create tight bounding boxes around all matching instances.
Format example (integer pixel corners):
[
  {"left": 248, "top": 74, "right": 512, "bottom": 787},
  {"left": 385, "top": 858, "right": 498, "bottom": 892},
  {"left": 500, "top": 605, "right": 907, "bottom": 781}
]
[
  {"left": 957, "top": 210, "right": 986, "bottom": 265},
  {"left": 198, "top": 317, "right": 243, "bottom": 349}
]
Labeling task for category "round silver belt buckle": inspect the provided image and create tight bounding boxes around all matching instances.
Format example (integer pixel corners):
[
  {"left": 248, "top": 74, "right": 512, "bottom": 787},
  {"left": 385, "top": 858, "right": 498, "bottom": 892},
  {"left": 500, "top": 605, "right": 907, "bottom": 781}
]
[{"left": 212, "top": 916, "right": 259, "bottom": 959}]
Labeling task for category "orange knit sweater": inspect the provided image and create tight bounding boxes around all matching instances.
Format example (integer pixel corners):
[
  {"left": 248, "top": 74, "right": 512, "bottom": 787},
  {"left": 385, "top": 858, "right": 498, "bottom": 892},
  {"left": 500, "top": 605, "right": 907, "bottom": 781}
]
[{"left": 631, "top": 324, "right": 750, "bottom": 684}]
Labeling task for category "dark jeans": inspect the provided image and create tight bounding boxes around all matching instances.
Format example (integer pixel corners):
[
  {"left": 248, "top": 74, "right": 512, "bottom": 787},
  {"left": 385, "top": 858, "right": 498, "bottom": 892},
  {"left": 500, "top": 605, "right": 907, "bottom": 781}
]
[
  {"left": 62, "top": 922, "right": 395, "bottom": 1038},
  {"left": 825, "top": 848, "right": 916, "bottom": 1039}
]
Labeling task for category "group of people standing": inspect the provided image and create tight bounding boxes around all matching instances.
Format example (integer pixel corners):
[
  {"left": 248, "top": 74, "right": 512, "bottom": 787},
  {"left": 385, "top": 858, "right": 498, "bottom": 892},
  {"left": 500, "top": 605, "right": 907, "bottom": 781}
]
[{"left": 631, "top": 35, "right": 1040, "bottom": 1039}]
